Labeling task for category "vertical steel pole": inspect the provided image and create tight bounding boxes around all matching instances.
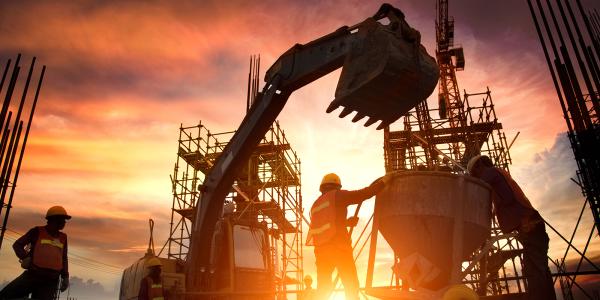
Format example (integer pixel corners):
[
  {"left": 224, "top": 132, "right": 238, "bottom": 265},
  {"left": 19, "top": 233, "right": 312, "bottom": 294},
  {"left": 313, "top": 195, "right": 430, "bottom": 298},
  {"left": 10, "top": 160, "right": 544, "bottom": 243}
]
[
  {"left": 0, "top": 59, "right": 12, "bottom": 101},
  {"left": 0, "top": 65, "right": 45, "bottom": 248},
  {"left": 556, "top": 0, "right": 600, "bottom": 118},
  {"left": 0, "top": 112, "right": 12, "bottom": 164},
  {"left": 0, "top": 57, "right": 34, "bottom": 184},
  {"left": 0, "top": 55, "right": 21, "bottom": 136},
  {"left": 575, "top": 0, "right": 600, "bottom": 59}
]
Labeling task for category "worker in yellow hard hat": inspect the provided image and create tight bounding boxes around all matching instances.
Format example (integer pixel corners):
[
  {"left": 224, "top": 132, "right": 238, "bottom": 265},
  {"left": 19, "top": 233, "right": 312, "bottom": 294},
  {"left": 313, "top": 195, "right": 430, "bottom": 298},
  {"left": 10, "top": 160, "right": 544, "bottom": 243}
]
[
  {"left": 138, "top": 257, "right": 166, "bottom": 300},
  {"left": 468, "top": 155, "right": 556, "bottom": 299},
  {"left": 0, "top": 206, "right": 71, "bottom": 300},
  {"left": 307, "top": 173, "right": 392, "bottom": 300}
]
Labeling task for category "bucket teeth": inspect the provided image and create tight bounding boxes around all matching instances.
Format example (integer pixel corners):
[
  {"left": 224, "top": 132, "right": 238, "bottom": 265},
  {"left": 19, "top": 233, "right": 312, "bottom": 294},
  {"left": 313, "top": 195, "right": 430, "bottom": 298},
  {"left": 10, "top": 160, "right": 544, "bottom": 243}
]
[
  {"left": 352, "top": 113, "right": 366, "bottom": 123},
  {"left": 326, "top": 103, "right": 340, "bottom": 113},
  {"left": 376, "top": 121, "right": 389, "bottom": 130},
  {"left": 339, "top": 107, "right": 353, "bottom": 118},
  {"left": 364, "top": 117, "right": 378, "bottom": 127}
]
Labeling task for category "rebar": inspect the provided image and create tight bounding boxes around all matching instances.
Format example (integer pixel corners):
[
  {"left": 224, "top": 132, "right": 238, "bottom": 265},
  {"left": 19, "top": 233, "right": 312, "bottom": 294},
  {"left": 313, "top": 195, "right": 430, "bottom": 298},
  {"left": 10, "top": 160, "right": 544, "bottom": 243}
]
[{"left": 0, "top": 55, "right": 45, "bottom": 250}]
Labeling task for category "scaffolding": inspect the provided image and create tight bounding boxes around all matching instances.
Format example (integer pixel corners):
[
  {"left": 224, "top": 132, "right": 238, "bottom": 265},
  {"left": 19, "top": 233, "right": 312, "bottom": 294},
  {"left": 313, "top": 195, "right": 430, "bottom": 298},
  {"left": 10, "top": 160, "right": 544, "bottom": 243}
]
[
  {"left": 383, "top": 88, "right": 511, "bottom": 174},
  {"left": 161, "top": 54, "right": 304, "bottom": 296},
  {"left": 164, "top": 121, "right": 304, "bottom": 295}
]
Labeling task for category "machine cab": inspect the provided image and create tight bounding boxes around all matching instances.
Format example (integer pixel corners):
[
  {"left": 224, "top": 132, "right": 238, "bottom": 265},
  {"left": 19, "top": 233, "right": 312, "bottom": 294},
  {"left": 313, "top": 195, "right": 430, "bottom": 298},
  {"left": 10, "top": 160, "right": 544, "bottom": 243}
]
[{"left": 209, "top": 216, "right": 274, "bottom": 298}]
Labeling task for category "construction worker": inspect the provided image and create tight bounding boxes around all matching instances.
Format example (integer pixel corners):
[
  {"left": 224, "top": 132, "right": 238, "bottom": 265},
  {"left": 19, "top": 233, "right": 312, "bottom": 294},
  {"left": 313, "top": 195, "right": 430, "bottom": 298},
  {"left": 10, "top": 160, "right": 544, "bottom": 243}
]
[
  {"left": 138, "top": 257, "right": 165, "bottom": 300},
  {"left": 0, "top": 206, "right": 70, "bottom": 300},
  {"left": 467, "top": 155, "right": 556, "bottom": 300},
  {"left": 301, "top": 275, "right": 315, "bottom": 300},
  {"left": 307, "top": 173, "right": 390, "bottom": 300}
]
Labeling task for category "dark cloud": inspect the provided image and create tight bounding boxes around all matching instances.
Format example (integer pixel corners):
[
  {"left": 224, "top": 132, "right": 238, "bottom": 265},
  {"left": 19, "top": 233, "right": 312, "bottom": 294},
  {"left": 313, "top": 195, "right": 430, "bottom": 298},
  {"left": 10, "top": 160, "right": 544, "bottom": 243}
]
[
  {"left": 0, "top": 277, "right": 118, "bottom": 299},
  {"left": 562, "top": 253, "right": 600, "bottom": 298},
  {"left": 66, "top": 277, "right": 118, "bottom": 300}
]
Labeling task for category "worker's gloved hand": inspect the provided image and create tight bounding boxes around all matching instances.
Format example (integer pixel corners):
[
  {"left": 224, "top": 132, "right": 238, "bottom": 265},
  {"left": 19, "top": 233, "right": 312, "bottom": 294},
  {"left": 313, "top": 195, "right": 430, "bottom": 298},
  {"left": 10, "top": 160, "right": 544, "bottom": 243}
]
[
  {"left": 19, "top": 256, "right": 31, "bottom": 269},
  {"left": 60, "top": 277, "right": 69, "bottom": 292},
  {"left": 346, "top": 216, "right": 359, "bottom": 227}
]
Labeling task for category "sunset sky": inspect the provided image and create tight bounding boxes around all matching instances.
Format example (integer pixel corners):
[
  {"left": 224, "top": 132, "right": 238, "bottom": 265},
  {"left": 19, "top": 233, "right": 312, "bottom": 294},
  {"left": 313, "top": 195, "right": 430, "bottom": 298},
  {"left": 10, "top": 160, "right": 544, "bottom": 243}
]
[{"left": 1, "top": 0, "right": 599, "bottom": 298}]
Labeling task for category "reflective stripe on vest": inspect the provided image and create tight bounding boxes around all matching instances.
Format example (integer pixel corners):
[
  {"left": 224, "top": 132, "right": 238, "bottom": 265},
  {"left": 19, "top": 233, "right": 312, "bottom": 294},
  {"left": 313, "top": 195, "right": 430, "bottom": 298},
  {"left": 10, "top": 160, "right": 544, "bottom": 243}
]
[
  {"left": 146, "top": 277, "right": 165, "bottom": 300},
  {"left": 307, "top": 191, "right": 336, "bottom": 246},
  {"left": 32, "top": 226, "right": 66, "bottom": 271},
  {"left": 310, "top": 222, "right": 331, "bottom": 235},
  {"left": 40, "top": 239, "right": 64, "bottom": 249}
]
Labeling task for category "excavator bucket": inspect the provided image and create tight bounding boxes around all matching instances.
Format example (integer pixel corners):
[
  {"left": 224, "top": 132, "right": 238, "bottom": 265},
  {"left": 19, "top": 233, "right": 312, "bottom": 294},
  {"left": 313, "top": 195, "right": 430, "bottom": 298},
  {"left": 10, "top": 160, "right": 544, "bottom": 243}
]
[{"left": 329, "top": 18, "right": 439, "bottom": 129}]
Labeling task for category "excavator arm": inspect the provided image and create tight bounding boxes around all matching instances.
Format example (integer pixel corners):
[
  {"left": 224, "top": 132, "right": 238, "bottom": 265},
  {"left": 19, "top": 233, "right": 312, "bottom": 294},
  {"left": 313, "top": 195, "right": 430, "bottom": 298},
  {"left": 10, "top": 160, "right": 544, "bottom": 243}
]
[{"left": 186, "top": 3, "right": 439, "bottom": 292}]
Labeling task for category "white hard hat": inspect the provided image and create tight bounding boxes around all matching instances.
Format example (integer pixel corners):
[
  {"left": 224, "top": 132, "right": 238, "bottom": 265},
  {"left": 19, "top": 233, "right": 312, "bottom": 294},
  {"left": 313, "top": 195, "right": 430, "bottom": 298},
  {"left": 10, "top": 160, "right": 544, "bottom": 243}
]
[{"left": 467, "top": 155, "right": 483, "bottom": 174}]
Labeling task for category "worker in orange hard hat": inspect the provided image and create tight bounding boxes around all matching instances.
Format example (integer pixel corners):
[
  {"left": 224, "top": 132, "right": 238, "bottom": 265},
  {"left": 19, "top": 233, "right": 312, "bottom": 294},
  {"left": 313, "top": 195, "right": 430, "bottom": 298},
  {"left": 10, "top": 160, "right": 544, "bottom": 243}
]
[
  {"left": 138, "top": 257, "right": 166, "bottom": 300},
  {"left": 0, "top": 206, "right": 71, "bottom": 300},
  {"left": 467, "top": 155, "right": 556, "bottom": 300},
  {"left": 307, "top": 173, "right": 392, "bottom": 300}
]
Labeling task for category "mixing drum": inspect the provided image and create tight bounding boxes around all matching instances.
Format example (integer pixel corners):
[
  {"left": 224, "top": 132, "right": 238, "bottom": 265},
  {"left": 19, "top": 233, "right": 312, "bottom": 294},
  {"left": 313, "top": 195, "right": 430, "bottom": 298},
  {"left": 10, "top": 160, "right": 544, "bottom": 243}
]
[{"left": 375, "top": 171, "right": 492, "bottom": 290}]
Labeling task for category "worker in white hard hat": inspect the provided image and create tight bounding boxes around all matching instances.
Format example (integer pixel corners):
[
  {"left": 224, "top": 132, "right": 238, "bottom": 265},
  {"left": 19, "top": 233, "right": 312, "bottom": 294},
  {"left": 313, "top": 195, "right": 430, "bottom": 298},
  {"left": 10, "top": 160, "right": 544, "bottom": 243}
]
[
  {"left": 467, "top": 155, "right": 556, "bottom": 300},
  {"left": 307, "top": 173, "right": 392, "bottom": 300},
  {"left": 138, "top": 257, "right": 165, "bottom": 300},
  {"left": 0, "top": 206, "right": 71, "bottom": 300}
]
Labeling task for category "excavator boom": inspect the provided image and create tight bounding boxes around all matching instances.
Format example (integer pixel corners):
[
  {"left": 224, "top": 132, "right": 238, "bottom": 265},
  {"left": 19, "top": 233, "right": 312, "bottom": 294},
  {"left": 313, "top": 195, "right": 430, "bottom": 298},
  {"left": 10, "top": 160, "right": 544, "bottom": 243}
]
[{"left": 185, "top": 3, "right": 439, "bottom": 294}]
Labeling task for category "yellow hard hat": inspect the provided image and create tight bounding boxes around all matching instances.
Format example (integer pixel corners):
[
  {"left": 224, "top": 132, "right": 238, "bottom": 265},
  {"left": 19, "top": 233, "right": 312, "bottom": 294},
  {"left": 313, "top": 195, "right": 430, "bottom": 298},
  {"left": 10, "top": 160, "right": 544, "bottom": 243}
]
[
  {"left": 467, "top": 155, "right": 483, "bottom": 174},
  {"left": 146, "top": 257, "right": 162, "bottom": 268},
  {"left": 442, "top": 285, "right": 478, "bottom": 300},
  {"left": 46, "top": 206, "right": 71, "bottom": 220},
  {"left": 320, "top": 173, "right": 341, "bottom": 187}
]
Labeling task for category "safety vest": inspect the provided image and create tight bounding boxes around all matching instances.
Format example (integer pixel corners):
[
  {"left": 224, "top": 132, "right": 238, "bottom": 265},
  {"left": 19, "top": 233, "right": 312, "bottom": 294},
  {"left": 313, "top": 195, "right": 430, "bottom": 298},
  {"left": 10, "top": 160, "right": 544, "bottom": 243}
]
[
  {"left": 145, "top": 276, "right": 165, "bottom": 300},
  {"left": 495, "top": 168, "right": 538, "bottom": 232},
  {"left": 32, "top": 226, "right": 66, "bottom": 271},
  {"left": 307, "top": 191, "right": 337, "bottom": 246}
]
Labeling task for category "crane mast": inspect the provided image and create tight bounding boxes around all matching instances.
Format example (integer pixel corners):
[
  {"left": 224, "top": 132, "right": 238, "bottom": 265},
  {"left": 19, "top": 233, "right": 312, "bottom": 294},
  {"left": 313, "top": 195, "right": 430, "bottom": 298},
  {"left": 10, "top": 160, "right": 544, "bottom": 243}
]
[{"left": 436, "top": 0, "right": 467, "bottom": 161}]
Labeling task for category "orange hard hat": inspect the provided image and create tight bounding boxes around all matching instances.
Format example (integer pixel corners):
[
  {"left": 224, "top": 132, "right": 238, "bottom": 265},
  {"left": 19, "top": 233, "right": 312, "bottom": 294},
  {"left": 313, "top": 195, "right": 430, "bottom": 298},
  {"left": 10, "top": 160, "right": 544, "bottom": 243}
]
[
  {"left": 146, "top": 257, "right": 162, "bottom": 268},
  {"left": 320, "top": 173, "right": 341, "bottom": 187},
  {"left": 46, "top": 206, "right": 71, "bottom": 220}
]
